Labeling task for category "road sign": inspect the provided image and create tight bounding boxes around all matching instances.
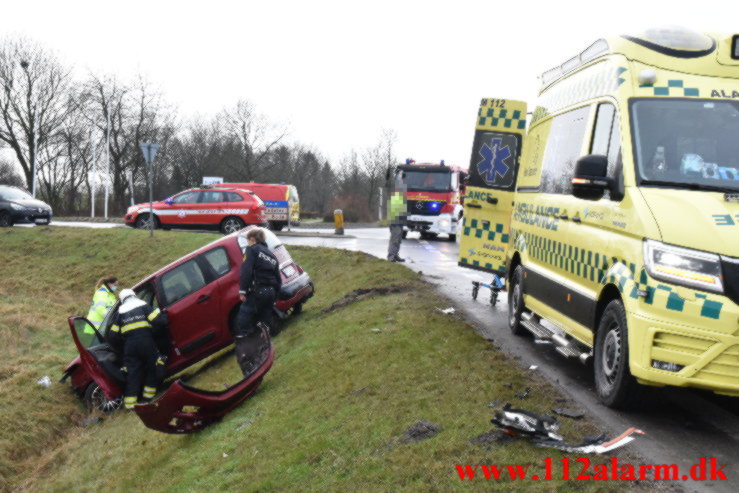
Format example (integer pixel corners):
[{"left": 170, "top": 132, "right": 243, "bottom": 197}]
[
  {"left": 139, "top": 141, "right": 159, "bottom": 237},
  {"left": 140, "top": 142, "right": 159, "bottom": 165}
]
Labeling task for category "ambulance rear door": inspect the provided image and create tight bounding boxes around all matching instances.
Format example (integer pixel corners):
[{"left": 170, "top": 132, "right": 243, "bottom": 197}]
[{"left": 458, "top": 98, "right": 526, "bottom": 275}]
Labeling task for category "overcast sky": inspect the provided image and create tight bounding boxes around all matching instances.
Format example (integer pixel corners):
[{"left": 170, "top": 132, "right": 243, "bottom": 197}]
[{"left": 0, "top": 0, "right": 735, "bottom": 171}]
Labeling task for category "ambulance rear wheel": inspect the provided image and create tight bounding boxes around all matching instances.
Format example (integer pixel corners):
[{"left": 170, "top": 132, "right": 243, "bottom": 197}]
[
  {"left": 220, "top": 216, "right": 245, "bottom": 235},
  {"left": 508, "top": 266, "right": 526, "bottom": 336},
  {"left": 594, "top": 299, "right": 639, "bottom": 409},
  {"left": 84, "top": 383, "right": 122, "bottom": 413}
]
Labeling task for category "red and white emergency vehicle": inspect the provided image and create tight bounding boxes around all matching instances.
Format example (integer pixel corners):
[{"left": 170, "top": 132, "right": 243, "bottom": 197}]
[
  {"left": 213, "top": 183, "right": 300, "bottom": 230},
  {"left": 124, "top": 187, "right": 267, "bottom": 235},
  {"left": 395, "top": 160, "right": 468, "bottom": 241}
]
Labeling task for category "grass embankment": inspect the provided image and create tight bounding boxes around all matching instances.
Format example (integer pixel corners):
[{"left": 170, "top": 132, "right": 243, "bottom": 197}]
[{"left": 2, "top": 227, "right": 629, "bottom": 492}]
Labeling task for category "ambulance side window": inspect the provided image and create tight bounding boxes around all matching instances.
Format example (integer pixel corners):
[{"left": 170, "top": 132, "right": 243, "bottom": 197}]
[
  {"left": 590, "top": 102, "right": 623, "bottom": 200},
  {"left": 539, "top": 106, "right": 591, "bottom": 194}
]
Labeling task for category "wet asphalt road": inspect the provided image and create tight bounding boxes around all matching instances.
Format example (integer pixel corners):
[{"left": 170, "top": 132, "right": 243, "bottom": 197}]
[
  {"left": 38, "top": 221, "right": 739, "bottom": 490},
  {"left": 279, "top": 227, "right": 739, "bottom": 492}
]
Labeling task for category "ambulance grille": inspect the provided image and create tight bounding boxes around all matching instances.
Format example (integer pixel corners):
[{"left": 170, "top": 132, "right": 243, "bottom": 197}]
[
  {"left": 652, "top": 332, "right": 714, "bottom": 356},
  {"left": 694, "top": 345, "right": 739, "bottom": 382}
]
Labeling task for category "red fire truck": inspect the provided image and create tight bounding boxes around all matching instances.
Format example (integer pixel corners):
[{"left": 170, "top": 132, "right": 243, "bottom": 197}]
[{"left": 393, "top": 160, "right": 468, "bottom": 241}]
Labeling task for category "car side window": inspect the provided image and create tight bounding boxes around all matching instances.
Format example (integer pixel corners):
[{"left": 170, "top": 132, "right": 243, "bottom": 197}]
[
  {"left": 539, "top": 105, "right": 591, "bottom": 194},
  {"left": 160, "top": 259, "right": 207, "bottom": 306},
  {"left": 202, "top": 247, "right": 231, "bottom": 278},
  {"left": 200, "top": 191, "right": 224, "bottom": 203},
  {"left": 226, "top": 192, "right": 243, "bottom": 202},
  {"left": 172, "top": 191, "right": 200, "bottom": 204}
]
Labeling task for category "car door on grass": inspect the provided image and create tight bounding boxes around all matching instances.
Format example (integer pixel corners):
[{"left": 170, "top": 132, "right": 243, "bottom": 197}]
[{"left": 159, "top": 258, "right": 222, "bottom": 366}]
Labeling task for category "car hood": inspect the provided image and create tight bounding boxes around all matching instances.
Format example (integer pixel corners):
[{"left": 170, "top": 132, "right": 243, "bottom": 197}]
[
  {"left": 639, "top": 188, "right": 739, "bottom": 257},
  {"left": 11, "top": 198, "right": 50, "bottom": 210}
]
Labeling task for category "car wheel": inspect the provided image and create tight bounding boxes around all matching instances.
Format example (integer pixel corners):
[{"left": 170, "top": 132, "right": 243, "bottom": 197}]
[
  {"left": 420, "top": 232, "right": 437, "bottom": 240},
  {"left": 221, "top": 216, "right": 245, "bottom": 235},
  {"left": 594, "top": 299, "right": 639, "bottom": 409},
  {"left": 507, "top": 265, "right": 527, "bottom": 336},
  {"left": 448, "top": 234, "right": 456, "bottom": 242},
  {"left": 83, "top": 383, "right": 122, "bottom": 413},
  {"left": 0, "top": 211, "right": 13, "bottom": 227},
  {"left": 135, "top": 213, "right": 158, "bottom": 230}
]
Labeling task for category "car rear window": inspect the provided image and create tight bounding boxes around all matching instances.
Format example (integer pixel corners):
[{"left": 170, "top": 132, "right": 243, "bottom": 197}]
[
  {"left": 160, "top": 259, "right": 207, "bottom": 305},
  {"left": 202, "top": 247, "right": 231, "bottom": 278}
]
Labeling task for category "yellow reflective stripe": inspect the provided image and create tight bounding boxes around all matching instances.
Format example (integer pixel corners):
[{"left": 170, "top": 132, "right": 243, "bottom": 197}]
[
  {"left": 143, "top": 386, "right": 156, "bottom": 392},
  {"left": 147, "top": 308, "right": 161, "bottom": 321},
  {"left": 120, "top": 321, "right": 151, "bottom": 333},
  {"left": 110, "top": 324, "right": 120, "bottom": 332},
  {"left": 124, "top": 396, "right": 137, "bottom": 409}
]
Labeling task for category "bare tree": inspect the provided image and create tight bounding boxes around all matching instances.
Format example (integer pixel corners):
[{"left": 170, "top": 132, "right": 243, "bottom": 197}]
[
  {"left": 220, "top": 100, "right": 287, "bottom": 180},
  {"left": 0, "top": 37, "right": 72, "bottom": 191},
  {"left": 0, "top": 156, "right": 24, "bottom": 187}
]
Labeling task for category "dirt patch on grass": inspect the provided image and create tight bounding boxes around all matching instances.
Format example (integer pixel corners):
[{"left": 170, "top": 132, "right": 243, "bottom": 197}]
[{"left": 321, "top": 284, "right": 415, "bottom": 313}]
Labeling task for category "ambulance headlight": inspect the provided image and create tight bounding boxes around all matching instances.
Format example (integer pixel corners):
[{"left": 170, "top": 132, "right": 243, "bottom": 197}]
[{"left": 644, "top": 239, "right": 723, "bottom": 293}]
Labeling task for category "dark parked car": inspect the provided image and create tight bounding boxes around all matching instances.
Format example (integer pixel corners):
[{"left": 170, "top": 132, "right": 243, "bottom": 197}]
[
  {"left": 62, "top": 226, "right": 314, "bottom": 433},
  {"left": 0, "top": 185, "right": 52, "bottom": 227}
]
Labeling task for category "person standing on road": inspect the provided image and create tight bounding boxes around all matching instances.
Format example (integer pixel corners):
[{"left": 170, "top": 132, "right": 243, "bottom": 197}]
[
  {"left": 386, "top": 177, "right": 408, "bottom": 263},
  {"left": 109, "top": 289, "right": 168, "bottom": 410},
  {"left": 235, "top": 228, "right": 282, "bottom": 376},
  {"left": 85, "top": 276, "right": 118, "bottom": 334}
]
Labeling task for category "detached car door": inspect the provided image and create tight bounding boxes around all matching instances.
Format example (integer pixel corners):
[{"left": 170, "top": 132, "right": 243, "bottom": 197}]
[{"left": 158, "top": 257, "right": 223, "bottom": 368}]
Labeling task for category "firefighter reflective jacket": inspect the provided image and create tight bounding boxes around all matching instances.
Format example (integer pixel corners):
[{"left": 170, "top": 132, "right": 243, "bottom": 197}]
[
  {"left": 388, "top": 191, "right": 407, "bottom": 225},
  {"left": 110, "top": 296, "right": 167, "bottom": 337},
  {"left": 86, "top": 286, "right": 117, "bottom": 330},
  {"left": 239, "top": 242, "right": 281, "bottom": 294}
]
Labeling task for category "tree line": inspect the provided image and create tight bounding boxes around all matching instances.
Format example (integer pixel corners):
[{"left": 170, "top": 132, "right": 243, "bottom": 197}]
[{"left": 0, "top": 37, "right": 396, "bottom": 221}]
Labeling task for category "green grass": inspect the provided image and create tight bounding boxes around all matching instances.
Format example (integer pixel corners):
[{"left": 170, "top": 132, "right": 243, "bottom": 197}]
[{"left": 0, "top": 227, "right": 643, "bottom": 492}]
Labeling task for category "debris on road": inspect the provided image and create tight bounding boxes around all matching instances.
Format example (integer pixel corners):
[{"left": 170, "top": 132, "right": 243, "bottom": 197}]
[
  {"left": 551, "top": 408, "right": 585, "bottom": 420},
  {"left": 36, "top": 376, "right": 52, "bottom": 387},
  {"left": 436, "top": 307, "right": 455, "bottom": 315},
  {"left": 491, "top": 404, "right": 645, "bottom": 454},
  {"left": 400, "top": 420, "right": 443, "bottom": 444}
]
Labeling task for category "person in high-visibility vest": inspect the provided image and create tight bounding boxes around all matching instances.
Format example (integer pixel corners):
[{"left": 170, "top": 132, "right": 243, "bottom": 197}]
[
  {"left": 387, "top": 177, "right": 408, "bottom": 262},
  {"left": 85, "top": 276, "right": 118, "bottom": 334}
]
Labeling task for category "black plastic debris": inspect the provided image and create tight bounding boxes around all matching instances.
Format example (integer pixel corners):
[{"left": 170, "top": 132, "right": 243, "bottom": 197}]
[
  {"left": 551, "top": 408, "right": 585, "bottom": 420},
  {"left": 515, "top": 387, "right": 532, "bottom": 399},
  {"left": 491, "top": 404, "right": 645, "bottom": 454},
  {"left": 400, "top": 420, "right": 442, "bottom": 444}
]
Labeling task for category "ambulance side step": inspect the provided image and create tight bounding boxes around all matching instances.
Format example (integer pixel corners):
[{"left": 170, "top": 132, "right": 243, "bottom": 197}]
[{"left": 521, "top": 312, "right": 591, "bottom": 364}]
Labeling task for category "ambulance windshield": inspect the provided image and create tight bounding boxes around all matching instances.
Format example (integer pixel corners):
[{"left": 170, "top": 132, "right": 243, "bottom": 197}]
[
  {"left": 632, "top": 99, "right": 739, "bottom": 191},
  {"left": 403, "top": 171, "right": 452, "bottom": 192}
]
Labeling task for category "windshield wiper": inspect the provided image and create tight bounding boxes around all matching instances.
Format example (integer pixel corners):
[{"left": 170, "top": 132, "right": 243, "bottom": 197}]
[{"left": 641, "top": 180, "right": 737, "bottom": 193}]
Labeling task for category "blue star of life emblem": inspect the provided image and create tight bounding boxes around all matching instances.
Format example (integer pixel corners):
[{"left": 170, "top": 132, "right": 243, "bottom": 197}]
[{"left": 477, "top": 137, "right": 511, "bottom": 185}]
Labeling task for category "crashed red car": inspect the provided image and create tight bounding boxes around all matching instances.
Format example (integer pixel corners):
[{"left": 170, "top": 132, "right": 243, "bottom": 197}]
[{"left": 61, "top": 227, "right": 313, "bottom": 433}]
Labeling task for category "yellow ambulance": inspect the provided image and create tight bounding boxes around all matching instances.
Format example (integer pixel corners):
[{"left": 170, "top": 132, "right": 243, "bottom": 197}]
[{"left": 459, "top": 28, "right": 739, "bottom": 407}]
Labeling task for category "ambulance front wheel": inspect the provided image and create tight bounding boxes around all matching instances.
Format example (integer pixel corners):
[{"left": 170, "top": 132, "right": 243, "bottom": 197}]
[
  {"left": 507, "top": 266, "right": 526, "bottom": 336},
  {"left": 594, "top": 299, "right": 639, "bottom": 409}
]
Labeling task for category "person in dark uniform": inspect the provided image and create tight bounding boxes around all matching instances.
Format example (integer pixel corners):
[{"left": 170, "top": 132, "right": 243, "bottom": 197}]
[
  {"left": 235, "top": 228, "right": 282, "bottom": 376},
  {"left": 109, "top": 288, "right": 168, "bottom": 409}
]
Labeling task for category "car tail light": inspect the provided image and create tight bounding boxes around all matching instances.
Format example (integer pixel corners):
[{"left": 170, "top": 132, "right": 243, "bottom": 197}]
[
  {"left": 440, "top": 203, "right": 455, "bottom": 214},
  {"left": 296, "top": 264, "right": 303, "bottom": 274}
]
